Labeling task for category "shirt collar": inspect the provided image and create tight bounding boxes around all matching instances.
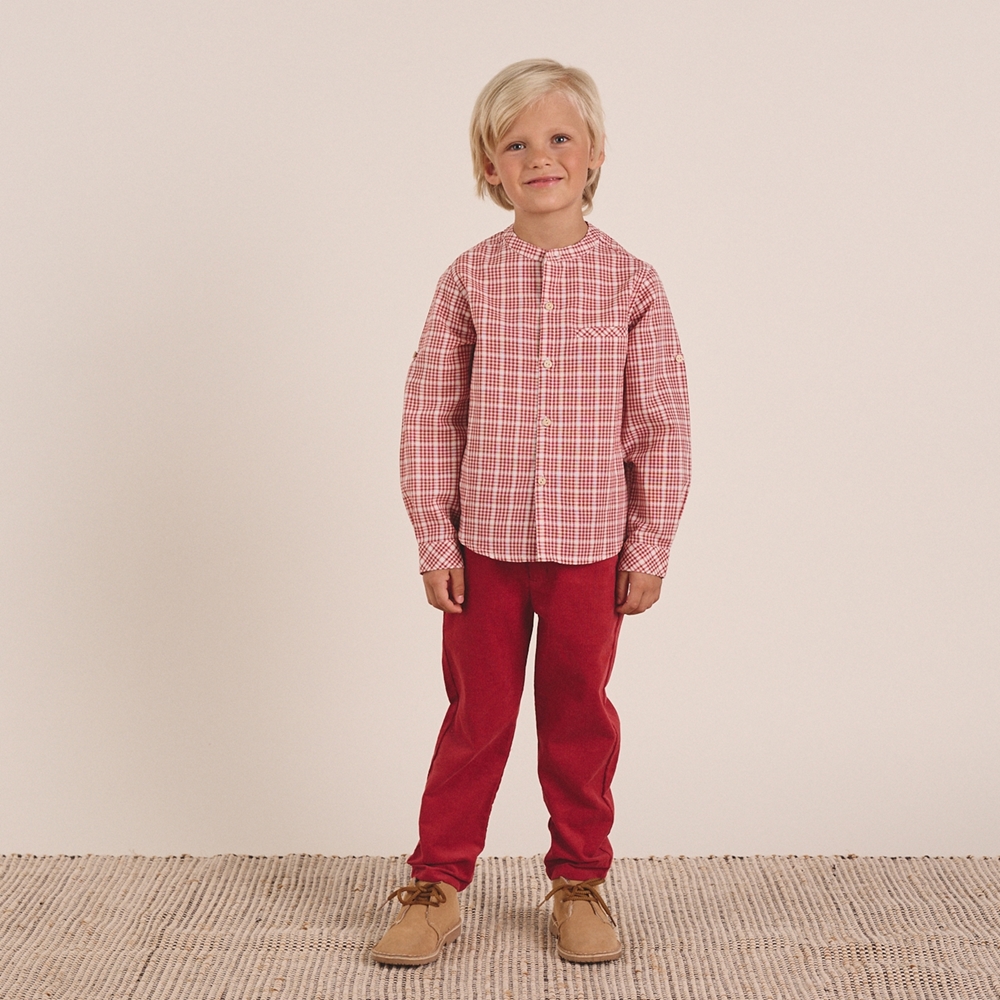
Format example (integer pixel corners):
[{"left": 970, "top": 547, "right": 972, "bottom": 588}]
[{"left": 501, "top": 222, "right": 602, "bottom": 261}]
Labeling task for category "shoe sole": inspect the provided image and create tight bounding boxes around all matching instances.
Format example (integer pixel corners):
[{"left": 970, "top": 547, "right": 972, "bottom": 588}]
[
  {"left": 372, "top": 923, "right": 461, "bottom": 965},
  {"left": 549, "top": 916, "right": 623, "bottom": 963}
]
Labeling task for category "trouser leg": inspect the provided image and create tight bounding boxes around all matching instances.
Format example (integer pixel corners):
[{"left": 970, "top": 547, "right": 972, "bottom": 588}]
[
  {"left": 407, "top": 548, "right": 533, "bottom": 891},
  {"left": 530, "top": 556, "right": 623, "bottom": 882}
]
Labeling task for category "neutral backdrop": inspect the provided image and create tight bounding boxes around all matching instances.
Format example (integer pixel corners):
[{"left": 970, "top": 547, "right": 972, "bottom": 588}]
[{"left": 2, "top": 1, "right": 997, "bottom": 858}]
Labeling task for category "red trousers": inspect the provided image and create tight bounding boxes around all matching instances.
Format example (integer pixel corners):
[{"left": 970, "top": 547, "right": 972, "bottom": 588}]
[{"left": 407, "top": 548, "right": 624, "bottom": 891}]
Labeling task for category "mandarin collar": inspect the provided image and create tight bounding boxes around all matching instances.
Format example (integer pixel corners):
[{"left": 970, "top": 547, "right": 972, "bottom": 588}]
[{"left": 501, "top": 222, "right": 602, "bottom": 261}]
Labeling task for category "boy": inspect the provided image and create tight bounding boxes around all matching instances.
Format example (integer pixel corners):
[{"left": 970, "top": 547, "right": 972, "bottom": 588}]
[{"left": 373, "top": 58, "right": 690, "bottom": 966}]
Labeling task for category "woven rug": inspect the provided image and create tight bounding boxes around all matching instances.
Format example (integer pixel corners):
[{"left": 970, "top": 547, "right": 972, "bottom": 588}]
[{"left": 2, "top": 854, "right": 999, "bottom": 999}]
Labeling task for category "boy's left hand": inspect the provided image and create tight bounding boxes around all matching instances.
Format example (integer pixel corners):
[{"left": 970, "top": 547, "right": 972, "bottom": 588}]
[{"left": 615, "top": 571, "right": 662, "bottom": 615}]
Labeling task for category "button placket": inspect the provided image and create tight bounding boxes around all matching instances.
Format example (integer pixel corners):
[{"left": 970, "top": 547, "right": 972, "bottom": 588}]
[{"left": 537, "top": 256, "right": 558, "bottom": 504}]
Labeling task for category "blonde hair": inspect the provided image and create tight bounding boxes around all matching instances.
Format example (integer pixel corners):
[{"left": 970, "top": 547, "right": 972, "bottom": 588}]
[{"left": 470, "top": 58, "right": 606, "bottom": 215}]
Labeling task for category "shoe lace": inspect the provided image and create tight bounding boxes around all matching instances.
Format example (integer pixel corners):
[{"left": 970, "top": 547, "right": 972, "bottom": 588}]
[
  {"left": 381, "top": 881, "right": 447, "bottom": 909},
  {"left": 537, "top": 877, "right": 616, "bottom": 926}
]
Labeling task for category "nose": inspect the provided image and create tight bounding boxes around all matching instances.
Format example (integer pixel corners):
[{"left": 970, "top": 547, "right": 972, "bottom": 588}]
[{"left": 527, "top": 147, "right": 552, "bottom": 168}]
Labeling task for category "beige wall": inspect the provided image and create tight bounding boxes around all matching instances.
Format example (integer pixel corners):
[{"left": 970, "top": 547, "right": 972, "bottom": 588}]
[{"left": 1, "top": 1, "right": 997, "bottom": 856}]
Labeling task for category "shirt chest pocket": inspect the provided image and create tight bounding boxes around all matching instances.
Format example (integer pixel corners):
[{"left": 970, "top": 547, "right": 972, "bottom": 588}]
[{"left": 564, "top": 325, "right": 629, "bottom": 383}]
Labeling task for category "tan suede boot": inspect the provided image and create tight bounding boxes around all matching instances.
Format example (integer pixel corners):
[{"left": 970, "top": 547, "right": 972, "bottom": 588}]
[
  {"left": 371, "top": 880, "right": 461, "bottom": 965},
  {"left": 542, "top": 877, "right": 622, "bottom": 962}
]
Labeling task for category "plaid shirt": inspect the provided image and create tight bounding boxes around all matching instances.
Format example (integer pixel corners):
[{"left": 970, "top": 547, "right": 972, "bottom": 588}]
[{"left": 400, "top": 222, "right": 691, "bottom": 576}]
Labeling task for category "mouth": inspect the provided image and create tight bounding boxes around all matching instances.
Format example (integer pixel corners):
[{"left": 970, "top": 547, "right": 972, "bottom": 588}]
[{"left": 526, "top": 176, "right": 562, "bottom": 187}]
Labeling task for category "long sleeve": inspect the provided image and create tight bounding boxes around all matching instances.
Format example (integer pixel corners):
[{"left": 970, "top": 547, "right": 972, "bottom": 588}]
[
  {"left": 400, "top": 265, "right": 477, "bottom": 573},
  {"left": 618, "top": 264, "right": 692, "bottom": 576}
]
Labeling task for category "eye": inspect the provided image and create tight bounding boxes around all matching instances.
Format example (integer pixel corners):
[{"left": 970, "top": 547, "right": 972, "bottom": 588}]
[
  {"left": 553, "top": 135, "right": 570, "bottom": 144},
  {"left": 506, "top": 141, "right": 526, "bottom": 151}
]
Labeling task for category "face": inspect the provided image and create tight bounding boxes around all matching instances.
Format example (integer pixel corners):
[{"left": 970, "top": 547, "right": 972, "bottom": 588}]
[{"left": 483, "top": 90, "right": 605, "bottom": 222}]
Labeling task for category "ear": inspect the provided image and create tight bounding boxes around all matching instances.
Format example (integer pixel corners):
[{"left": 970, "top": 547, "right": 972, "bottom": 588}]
[
  {"left": 589, "top": 141, "right": 606, "bottom": 171},
  {"left": 483, "top": 156, "right": 503, "bottom": 186}
]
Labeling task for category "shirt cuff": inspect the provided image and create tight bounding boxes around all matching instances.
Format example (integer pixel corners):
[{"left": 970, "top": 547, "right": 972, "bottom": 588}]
[
  {"left": 617, "top": 539, "right": 669, "bottom": 578},
  {"left": 417, "top": 537, "right": 465, "bottom": 574}
]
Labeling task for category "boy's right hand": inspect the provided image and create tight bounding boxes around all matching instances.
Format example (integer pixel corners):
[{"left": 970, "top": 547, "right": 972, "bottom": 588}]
[{"left": 422, "top": 567, "right": 465, "bottom": 613}]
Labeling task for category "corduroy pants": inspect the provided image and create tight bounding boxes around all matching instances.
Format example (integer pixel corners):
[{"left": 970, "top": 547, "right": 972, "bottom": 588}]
[{"left": 407, "top": 547, "right": 624, "bottom": 892}]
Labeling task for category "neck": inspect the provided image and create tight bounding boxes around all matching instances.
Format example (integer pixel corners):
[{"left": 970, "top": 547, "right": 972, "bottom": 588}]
[{"left": 511, "top": 210, "right": 589, "bottom": 250}]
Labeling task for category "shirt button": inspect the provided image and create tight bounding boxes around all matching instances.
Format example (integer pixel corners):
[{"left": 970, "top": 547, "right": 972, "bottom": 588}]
[
  {"left": 543, "top": 301, "right": 554, "bottom": 311},
  {"left": 537, "top": 476, "right": 547, "bottom": 486},
  {"left": 541, "top": 358, "right": 553, "bottom": 369},
  {"left": 541, "top": 417, "right": 552, "bottom": 427},
  {"left": 675, "top": 353, "right": 684, "bottom": 362}
]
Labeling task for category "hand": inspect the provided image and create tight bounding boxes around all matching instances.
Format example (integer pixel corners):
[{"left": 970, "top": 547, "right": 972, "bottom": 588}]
[
  {"left": 422, "top": 567, "right": 465, "bottom": 613},
  {"left": 615, "top": 571, "right": 662, "bottom": 615}
]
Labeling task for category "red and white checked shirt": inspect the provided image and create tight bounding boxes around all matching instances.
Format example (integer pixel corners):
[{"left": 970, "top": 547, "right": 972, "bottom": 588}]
[{"left": 400, "top": 222, "right": 691, "bottom": 577}]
